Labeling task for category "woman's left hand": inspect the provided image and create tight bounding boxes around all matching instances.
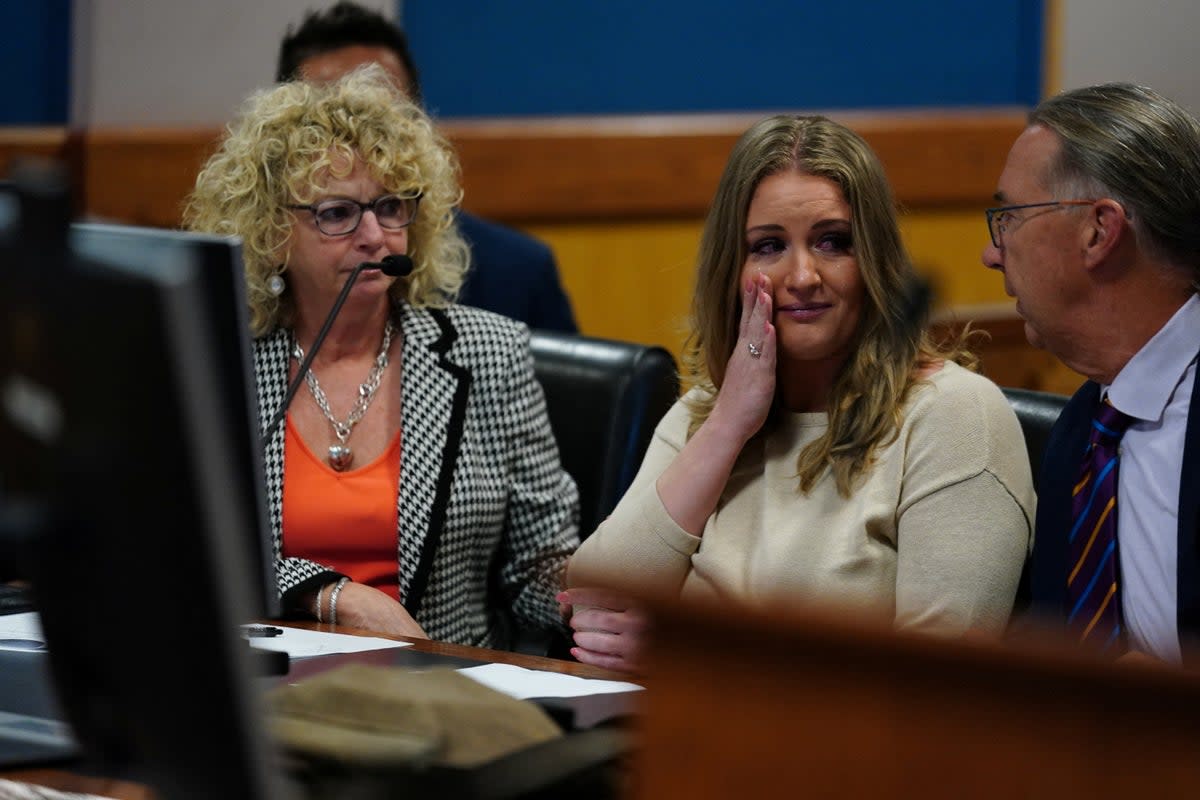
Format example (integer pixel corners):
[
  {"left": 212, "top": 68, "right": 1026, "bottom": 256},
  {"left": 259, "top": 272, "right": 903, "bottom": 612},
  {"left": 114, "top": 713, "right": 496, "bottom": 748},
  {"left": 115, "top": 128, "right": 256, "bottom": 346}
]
[
  {"left": 709, "top": 271, "right": 778, "bottom": 444},
  {"left": 333, "top": 581, "right": 429, "bottom": 639},
  {"left": 558, "top": 587, "right": 649, "bottom": 674},
  {"left": 651, "top": 273, "right": 777, "bottom": 536}
]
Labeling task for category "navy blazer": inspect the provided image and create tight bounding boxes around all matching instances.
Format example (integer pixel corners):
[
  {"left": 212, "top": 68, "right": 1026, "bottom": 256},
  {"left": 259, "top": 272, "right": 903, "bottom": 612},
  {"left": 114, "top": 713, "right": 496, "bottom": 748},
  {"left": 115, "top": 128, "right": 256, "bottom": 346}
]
[
  {"left": 1029, "top": 361, "right": 1200, "bottom": 660},
  {"left": 456, "top": 211, "right": 578, "bottom": 334}
]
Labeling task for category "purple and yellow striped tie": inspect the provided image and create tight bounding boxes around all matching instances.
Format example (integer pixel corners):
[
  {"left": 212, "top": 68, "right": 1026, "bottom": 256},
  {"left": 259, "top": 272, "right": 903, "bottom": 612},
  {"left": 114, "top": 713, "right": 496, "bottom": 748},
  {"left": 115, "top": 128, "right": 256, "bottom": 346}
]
[{"left": 1067, "top": 396, "right": 1134, "bottom": 651}]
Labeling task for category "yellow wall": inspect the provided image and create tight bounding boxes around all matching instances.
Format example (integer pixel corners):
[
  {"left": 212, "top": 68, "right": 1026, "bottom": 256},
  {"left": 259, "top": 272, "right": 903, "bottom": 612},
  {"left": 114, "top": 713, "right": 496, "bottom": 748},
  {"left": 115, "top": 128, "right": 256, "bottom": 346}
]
[
  {"left": 527, "top": 210, "right": 1014, "bottom": 361},
  {"left": 527, "top": 220, "right": 700, "bottom": 355},
  {"left": 900, "top": 209, "right": 1010, "bottom": 308}
]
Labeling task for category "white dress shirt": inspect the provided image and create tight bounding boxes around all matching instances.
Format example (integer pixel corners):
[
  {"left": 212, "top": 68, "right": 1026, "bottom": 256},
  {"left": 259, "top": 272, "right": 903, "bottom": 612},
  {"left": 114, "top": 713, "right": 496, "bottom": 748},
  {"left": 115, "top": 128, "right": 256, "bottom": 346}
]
[{"left": 1107, "top": 294, "right": 1200, "bottom": 663}]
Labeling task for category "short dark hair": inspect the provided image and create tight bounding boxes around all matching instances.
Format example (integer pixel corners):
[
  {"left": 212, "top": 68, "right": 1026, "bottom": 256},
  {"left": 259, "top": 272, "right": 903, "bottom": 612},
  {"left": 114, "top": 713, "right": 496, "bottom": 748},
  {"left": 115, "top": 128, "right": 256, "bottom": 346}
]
[{"left": 275, "top": 1, "right": 422, "bottom": 102}]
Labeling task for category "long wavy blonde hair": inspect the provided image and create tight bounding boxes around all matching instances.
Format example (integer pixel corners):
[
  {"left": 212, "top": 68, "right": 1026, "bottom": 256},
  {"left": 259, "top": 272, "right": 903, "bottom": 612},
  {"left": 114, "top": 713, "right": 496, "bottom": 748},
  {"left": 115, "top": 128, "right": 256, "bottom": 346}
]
[
  {"left": 182, "top": 65, "right": 469, "bottom": 336},
  {"left": 685, "top": 114, "right": 975, "bottom": 497}
]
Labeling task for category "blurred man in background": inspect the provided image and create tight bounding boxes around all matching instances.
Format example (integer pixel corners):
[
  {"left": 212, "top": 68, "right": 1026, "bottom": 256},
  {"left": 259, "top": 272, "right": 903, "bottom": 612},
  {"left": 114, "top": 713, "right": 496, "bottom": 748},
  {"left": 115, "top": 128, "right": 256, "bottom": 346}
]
[{"left": 277, "top": 1, "right": 578, "bottom": 333}]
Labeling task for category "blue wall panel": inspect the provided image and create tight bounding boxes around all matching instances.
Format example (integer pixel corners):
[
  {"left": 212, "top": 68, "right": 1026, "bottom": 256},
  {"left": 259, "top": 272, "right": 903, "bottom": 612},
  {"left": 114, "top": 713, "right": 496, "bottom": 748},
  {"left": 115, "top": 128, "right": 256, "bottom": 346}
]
[
  {"left": 403, "top": 0, "right": 1043, "bottom": 118},
  {"left": 0, "top": 0, "right": 71, "bottom": 125},
  {"left": 0, "top": 1, "right": 1042, "bottom": 126}
]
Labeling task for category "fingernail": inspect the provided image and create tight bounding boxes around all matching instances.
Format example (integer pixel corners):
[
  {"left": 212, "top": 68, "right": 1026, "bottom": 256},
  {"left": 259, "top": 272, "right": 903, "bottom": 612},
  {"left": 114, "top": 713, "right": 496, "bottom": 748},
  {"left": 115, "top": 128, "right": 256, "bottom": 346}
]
[{"left": 555, "top": 591, "right": 568, "bottom": 602}]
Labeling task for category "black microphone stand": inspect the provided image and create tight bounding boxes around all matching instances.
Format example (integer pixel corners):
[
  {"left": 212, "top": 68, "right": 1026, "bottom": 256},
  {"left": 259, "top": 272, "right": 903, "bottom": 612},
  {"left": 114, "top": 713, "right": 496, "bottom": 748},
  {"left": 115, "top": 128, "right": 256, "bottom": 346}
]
[{"left": 260, "top": 254, "right": 412, "bottom": 443}]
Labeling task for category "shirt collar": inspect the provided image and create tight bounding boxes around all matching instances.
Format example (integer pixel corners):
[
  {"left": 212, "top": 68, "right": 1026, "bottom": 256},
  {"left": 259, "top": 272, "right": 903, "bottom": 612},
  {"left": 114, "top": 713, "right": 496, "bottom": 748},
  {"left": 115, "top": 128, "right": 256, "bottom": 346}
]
[{"left": 1107, "top": 293, "right": 1200, "bottom": 423}]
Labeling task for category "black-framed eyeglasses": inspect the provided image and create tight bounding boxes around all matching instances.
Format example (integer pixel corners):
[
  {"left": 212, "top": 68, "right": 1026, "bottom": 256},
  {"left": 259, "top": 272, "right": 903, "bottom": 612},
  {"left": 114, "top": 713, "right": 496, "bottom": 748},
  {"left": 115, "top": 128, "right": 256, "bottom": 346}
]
[
  {"left": 984, "top": 200, "right": 1095, "bottom": 248},
  {"left": 288, "top": 193, "right": 422, "bottom": 236}
]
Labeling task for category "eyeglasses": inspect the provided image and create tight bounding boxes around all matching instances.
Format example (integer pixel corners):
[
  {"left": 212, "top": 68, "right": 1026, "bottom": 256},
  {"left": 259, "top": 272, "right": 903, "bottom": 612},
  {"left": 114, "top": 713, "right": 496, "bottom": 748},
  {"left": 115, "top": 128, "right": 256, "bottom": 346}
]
[
  {"left": 984, "top": 200, "right": 1095, "bottom": 248},
  {"left": 288, "top": 193, "right": 422, "bottom": 236}
]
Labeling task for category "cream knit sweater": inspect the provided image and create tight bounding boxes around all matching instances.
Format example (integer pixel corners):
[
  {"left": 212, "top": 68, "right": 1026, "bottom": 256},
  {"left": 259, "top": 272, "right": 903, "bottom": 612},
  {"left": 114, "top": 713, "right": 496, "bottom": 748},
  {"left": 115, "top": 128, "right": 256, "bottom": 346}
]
[{"left": 568, "top": 362, "right": 1035, "bottom": 635}]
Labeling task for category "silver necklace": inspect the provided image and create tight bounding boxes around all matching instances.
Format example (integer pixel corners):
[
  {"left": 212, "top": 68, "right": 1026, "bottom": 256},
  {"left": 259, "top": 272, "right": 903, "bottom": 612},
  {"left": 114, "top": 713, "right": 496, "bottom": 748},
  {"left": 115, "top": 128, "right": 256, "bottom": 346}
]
[{"left": 292, "top": 320, "right": 395, "bottom": 471}]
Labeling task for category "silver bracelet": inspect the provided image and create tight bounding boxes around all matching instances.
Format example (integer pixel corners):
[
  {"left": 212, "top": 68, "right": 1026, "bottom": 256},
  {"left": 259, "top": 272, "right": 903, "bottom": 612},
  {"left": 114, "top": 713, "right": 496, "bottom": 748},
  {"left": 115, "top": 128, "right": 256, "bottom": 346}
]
[
  {"left": 314, "top": 584, "right": 326, "bottom": 623},
  {"left": 329, "top": 577, "right": 350, "bottom": 626}
]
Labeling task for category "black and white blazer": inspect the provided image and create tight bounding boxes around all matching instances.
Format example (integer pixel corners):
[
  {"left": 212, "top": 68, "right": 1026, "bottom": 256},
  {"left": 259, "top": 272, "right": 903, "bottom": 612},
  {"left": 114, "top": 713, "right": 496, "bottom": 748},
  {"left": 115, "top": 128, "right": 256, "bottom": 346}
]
[{"left": 253, "top": 303, "right": 580, "bottom": 647}]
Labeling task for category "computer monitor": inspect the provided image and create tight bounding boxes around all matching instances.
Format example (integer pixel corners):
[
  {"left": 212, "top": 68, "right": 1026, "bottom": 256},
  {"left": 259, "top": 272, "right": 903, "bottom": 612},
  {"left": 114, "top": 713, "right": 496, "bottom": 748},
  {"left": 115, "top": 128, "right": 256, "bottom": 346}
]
[
  {"left": 0, "top": 180, "right": 15, "bottom": 236},
  {"left": 70, "top": 221, "right": 279, "bottom": 619},
  {"left": 1, "top": 167, "right": 287, "bottom": 797},
  {"left": 0, "top": 173, "right": 65, "bottom": 580}
]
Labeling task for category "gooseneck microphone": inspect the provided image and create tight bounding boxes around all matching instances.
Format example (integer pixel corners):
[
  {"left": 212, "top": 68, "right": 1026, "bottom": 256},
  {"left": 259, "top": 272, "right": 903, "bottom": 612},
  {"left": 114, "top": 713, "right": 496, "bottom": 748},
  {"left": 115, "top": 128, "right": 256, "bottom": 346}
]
[
  {"left": 376, "top": 254, "right": 414, "bottom": 278},
  {"left": 260, "top": 254, "right": 413, "bottom": 443}
]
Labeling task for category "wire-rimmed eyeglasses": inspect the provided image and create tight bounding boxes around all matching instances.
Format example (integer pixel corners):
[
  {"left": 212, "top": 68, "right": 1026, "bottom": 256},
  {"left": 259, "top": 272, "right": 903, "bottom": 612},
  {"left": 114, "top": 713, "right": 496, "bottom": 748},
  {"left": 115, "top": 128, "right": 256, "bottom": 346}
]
[
  {"left": 984, "top": 200, "right": 1095, "bottom": 248},
  {"left": 288, "top": 193, "right": 422, "bottom": 237}
]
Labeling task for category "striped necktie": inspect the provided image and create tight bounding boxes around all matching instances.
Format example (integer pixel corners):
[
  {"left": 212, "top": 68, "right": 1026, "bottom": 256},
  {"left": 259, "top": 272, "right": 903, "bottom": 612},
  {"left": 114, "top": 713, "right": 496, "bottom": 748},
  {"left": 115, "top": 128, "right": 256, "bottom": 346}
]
[{"left": 1067, "top": 395, "right": 1134, "bottom": 651}]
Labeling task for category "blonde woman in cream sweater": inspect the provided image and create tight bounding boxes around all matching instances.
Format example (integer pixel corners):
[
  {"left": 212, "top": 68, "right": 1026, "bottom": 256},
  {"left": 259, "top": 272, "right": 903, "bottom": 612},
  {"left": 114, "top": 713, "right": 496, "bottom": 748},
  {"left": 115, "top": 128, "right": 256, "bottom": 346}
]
[{"left": 563, "top": 115, "right": 1035, "bottom": 673}]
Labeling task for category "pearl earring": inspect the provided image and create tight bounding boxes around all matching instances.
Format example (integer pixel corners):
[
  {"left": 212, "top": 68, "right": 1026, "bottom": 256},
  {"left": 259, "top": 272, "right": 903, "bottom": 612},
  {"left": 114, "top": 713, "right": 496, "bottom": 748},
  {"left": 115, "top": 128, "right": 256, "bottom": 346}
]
[{"left": 267, "top": 274, "right": 286, "bottom": 297}]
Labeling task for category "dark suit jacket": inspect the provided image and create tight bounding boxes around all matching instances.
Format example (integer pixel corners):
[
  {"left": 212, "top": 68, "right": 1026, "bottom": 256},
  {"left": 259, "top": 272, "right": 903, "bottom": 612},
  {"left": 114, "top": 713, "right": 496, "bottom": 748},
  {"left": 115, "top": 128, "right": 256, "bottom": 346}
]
[
  {"left": 1029, "top": 363, "right": 1200, "bottom": 660},
  {"left": 456, "top": 211, "right": 578, "bottom": 334},
  {"left": 253, "top": 304, "right": 580, "bottom": 648}
]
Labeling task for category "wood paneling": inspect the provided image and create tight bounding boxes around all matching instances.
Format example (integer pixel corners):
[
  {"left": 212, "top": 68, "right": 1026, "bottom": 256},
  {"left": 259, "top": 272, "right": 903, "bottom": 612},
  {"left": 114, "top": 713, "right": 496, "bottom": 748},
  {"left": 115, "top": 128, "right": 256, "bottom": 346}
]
[
  {"left": 0, "top": 127, "right": 68, "bottom": 175},
  {"left": 932, "top": 304, "right": 1086, "bottom": 395},
  {"left": 82, "top": 128, "right": 225, "bottom": 227},
  {"left": 3, "top": 114, "right": 1076, "bottom": 395},
  {"left": 1, "top": 108, "right": 1026, "bottom": 228},
  {"left": 447, "top": 109, "right": 1027, "bottom": 221}
]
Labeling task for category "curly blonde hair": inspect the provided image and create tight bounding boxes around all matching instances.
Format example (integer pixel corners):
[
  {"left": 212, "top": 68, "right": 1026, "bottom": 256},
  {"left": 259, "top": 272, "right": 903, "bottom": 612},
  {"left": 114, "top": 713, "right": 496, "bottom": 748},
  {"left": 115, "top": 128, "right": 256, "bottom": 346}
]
[
  {"left": 685, "top": 114, "right": 976, "bottom": 497},
  {"left": 182, "top": 64, "right": 469, "bottom": 336}
]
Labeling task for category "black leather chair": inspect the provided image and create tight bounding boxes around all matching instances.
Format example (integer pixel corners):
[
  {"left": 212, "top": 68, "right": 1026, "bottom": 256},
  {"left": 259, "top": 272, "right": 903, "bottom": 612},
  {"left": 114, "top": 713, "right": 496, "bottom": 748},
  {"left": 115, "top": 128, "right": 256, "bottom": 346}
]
[
  {"left": 1000, "top": 386, "right": 1070, "bottom": 480},
  {"left": 529, "top": 331, "right": 679, "bottom": 540}
]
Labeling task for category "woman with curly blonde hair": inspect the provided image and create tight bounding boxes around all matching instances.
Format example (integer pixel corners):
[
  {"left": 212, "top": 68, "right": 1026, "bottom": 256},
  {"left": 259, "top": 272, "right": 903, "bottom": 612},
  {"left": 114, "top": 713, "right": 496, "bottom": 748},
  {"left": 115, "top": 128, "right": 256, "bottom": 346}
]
[
  {"left": 184, "top": 66, "right": 579, "bottom": 648},
  {"left": 564, "top": 115, "right": 1034, "bottom": 672}
]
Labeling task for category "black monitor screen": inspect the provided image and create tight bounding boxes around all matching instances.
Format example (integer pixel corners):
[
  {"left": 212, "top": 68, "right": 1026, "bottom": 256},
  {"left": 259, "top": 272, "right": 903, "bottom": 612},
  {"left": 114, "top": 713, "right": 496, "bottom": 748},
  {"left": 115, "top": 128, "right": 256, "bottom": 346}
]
[
  {"left": 1, "top": 170, "right": 284, "bottom": 798},
  {"left": 69, "top": 222, "right": 278, "bottom": 619}
]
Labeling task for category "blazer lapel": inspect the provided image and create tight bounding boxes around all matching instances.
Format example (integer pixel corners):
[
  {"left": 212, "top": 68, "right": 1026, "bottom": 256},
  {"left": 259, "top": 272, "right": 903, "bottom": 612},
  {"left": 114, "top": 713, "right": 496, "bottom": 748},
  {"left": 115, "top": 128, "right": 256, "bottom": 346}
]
[
  {"left": 396, "top": 307, "right": 472, "bottom": 617},
  {"left": 1031, "top": 381, "right": 1099, "bottom": 617},
  {"left": 1177, "top": 349, "right": 1200, "bottom": 657},
  {"left": 253, "top": 328, "right": 292, "bottom": 555}
]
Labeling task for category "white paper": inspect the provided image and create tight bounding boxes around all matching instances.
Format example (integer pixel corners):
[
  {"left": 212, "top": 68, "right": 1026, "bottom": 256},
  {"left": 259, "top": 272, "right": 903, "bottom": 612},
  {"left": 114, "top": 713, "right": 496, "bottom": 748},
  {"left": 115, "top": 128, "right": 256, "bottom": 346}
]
[
  {"left": 0, "top": 612, "right": 44, "bottom": 650},
  {"left": 457, "top": 662, "right": 644, "bottom": 699},
  {"left": 0, "top": 613, "right": 407, "bottom": 658},
  {"left": 246, "top": 625, "right": 411, "bottom": 658}
]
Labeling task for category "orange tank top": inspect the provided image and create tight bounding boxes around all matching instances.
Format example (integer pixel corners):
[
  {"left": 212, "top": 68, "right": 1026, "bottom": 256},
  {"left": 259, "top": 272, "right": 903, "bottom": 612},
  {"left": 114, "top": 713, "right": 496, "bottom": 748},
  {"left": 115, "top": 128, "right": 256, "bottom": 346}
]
[{"left": 281, "top": 416, "right": 402, "bottom": 601}]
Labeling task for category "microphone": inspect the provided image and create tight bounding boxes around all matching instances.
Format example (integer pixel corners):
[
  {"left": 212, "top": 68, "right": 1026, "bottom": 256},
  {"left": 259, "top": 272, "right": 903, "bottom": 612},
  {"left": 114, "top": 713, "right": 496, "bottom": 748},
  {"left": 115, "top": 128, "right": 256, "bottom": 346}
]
[
  {"left": 260, "top": 253, "right": 414, "bottom": 442},
  {"left": 377, "top": 253, "right": 413, "bottom": 277}
]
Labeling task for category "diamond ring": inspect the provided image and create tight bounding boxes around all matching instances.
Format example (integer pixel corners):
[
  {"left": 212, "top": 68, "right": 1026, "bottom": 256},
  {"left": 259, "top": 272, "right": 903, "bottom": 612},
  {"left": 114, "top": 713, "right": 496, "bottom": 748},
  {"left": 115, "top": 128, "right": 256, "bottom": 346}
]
[{"left": 747, "top": 342, "right": 762, "bottom": 358}]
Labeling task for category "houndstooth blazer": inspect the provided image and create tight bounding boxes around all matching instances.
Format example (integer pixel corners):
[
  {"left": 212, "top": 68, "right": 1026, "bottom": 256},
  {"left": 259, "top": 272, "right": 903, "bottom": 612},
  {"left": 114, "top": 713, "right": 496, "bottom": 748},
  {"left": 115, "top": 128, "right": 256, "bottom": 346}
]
[{"left": 253, "top": 303, "right": 580, "bottom": 648}]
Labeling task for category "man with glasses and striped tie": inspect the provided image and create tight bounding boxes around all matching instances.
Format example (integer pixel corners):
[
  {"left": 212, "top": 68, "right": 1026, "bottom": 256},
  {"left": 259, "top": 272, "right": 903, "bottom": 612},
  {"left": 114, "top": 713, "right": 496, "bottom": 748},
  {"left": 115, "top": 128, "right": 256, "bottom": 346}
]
[{"left": 982, "top": 83, "right": 1200, "bottom": 666}]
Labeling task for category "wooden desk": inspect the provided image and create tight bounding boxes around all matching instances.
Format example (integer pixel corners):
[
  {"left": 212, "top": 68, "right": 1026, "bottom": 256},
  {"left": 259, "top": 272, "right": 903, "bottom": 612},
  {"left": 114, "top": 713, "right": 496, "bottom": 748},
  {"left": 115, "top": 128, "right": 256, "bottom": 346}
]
[
  {"left": 1, "top": 624, "right": 638, "bottom": 799},
  {"left": 633, "top": 598, "right": 1200, "bottom": 799}
]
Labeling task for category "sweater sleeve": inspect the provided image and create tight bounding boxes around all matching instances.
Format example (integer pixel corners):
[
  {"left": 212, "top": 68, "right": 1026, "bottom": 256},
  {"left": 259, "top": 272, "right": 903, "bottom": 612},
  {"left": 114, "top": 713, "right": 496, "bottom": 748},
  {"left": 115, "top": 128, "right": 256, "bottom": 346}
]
[
  {"left": 567, "top": 396, "right": 703, "bottom": 596},
  {"left": 892, "top": 369, "right": 1036, "bottom": 635}
]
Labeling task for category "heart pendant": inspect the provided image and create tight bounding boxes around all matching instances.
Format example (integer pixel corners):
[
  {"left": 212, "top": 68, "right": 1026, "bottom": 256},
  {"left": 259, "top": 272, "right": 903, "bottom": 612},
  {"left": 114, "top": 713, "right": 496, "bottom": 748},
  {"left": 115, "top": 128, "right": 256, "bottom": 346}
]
[{"left": 328, "top": 445, "right": 353, "bottom": 472}]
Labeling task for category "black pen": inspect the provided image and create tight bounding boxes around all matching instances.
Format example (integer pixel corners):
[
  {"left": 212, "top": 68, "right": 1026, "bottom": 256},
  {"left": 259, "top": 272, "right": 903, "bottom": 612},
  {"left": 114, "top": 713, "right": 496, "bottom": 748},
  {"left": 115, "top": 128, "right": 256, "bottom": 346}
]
[{"left": 241, "top": 624, "right": 284, "bottom": 638}]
